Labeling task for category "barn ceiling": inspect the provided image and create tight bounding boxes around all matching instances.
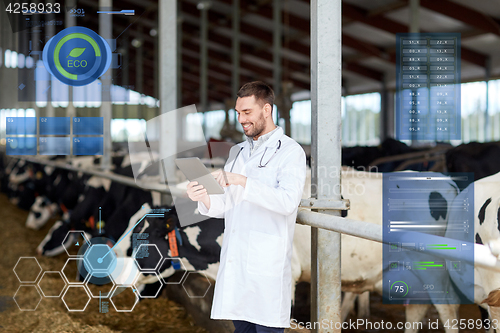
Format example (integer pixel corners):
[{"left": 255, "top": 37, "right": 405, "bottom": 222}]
[{"left": 74, "top": 0, "right": 500, "bottom": 107}]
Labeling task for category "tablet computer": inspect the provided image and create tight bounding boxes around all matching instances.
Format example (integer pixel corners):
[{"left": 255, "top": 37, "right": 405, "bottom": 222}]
[{"left": 174, "top": 157, "right": 225, "bottom": 195}]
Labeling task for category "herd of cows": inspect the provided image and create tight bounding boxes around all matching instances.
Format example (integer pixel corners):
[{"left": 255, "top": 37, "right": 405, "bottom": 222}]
[{"left": 3, "top": 138, "right": 500, "bottom": 332}]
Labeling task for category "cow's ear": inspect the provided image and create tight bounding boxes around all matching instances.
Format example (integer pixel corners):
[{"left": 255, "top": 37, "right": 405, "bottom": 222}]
[{"left": 166, "top": 217, "right": 176, "bottom": 230}]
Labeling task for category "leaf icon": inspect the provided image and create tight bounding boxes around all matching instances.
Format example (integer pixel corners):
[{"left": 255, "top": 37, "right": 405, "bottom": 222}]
[{"left": 67, "top": 47, "right": 86, "bottom": 58}]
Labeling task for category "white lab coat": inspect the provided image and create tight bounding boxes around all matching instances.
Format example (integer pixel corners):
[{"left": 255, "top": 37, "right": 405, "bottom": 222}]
[{"left": 198, "top": 127, "right": 306, "bottom": 328}]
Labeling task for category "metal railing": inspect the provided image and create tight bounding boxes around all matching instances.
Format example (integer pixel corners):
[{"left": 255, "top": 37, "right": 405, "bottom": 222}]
[
  {"left": 296, "top": 208, "right": 500, "bottom": 273},
  {"left": 18, "top": 156, "right": 185, "bottom": 197},
  {"left": 16, "top": 156, "right": 500, "bottom": 274},
  {"left": 369, "top": 145, "right": 451, "bottom": 170}
]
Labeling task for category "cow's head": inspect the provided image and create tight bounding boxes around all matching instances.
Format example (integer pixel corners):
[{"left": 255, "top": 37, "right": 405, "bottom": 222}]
[
  {"left": 482, "top": 289, "right": 500, "bottom": 307},
  {"left": 132, "top": 207, "right": 179, "bottom": 273}
]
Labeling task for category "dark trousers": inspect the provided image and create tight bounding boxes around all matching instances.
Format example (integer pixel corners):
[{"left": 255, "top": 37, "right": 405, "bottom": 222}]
[{"left": 233, "top": 320, "right": 285, "bottom": 333}]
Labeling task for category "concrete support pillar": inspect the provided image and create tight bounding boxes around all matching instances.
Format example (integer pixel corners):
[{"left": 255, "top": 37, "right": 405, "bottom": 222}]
[
  {"left": 485, "top": 57, "right": 491, "bottom": 142},
  {"left": 310, "top": 0, "right": 342, "bottom": 332},
  {"left": 200, "top": 1, "right": 209, "bottom": 135},
  {"left": 380, "top": 76, "right": 394, "bottom": 141},
  {"left": 159, "top": 0, "right": 178, "bottom": 187},
  {"left": 45, "top": 13, "right": 55, "bottom": 118},
  {"left": 66, "top": 0, "right": 76, "bottom": 156},
  {"left": 232, "top": 0, "right": 240, "bottom": 127},
  {"left": 136, "top": 24, "right": 144, "bottom": 119},
  {"left": 409, "top": 0, "right": 420, "bottom": 33},
  {"left": 99, "top": 0, "right": 112, "bottom": 170}
]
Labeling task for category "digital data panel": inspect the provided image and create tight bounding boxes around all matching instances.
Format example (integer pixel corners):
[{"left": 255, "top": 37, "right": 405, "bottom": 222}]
[
  {"left": 39, "top": 137, "right": 71, "bottom": 155},
  {"left": 39, "top": 117, "right": 70, "bottom": 135},
  {"left": 73, "top": 137, "right": 103, "bottom": 155},
  {"left": 73, "top": 117, "right": 103, "bottom": 135},
  {"left": 6, "top": 117, "right": 36, "bottom": 135},
  {"left": 396, "top": 33, "right": 461, "bottom": 141},
  {"left": 383, "top": 172, "right": 474, "bottom": 304},
  {"left": 6, "top": 117, "right": 103, "bottom": 156},
  {"left": 6, "top": 137, "right": 37, "bottom": 155}
]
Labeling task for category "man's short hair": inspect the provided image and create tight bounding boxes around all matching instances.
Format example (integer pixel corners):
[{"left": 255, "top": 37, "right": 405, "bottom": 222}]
[{"left": 237, "top": 81, "right": 274, "bottom": 112}]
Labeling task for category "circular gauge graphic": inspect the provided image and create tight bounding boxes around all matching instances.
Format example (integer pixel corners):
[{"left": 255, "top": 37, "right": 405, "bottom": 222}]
[
  {"left": 390, "top": 280, "right": 409, "bottom": 298},
  {"left": 43, "top": 26, "right": 111, "bottom": 86},
  {"left": 78, "top": 236, "right": 120, "bottom": 285}
]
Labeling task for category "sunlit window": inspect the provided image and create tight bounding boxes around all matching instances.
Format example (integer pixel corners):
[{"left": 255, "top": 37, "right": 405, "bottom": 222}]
[
  {"left": 5, "top": 49, "right": 11, "bottom": 68},
  {"left": 111, "top": 119, "right": 146, "bottom": 142},
  {"left": 184, "top": 112, "right": 205, "bottom": 142}
]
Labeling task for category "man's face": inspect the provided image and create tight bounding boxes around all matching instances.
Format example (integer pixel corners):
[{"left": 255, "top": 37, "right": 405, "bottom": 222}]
[{"left": 235, "top": 95, "right": 268, "bottom": 139}]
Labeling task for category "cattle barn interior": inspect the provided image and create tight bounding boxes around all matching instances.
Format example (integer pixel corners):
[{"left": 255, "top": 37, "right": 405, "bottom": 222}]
[{"left": 2, "top": 0, "right": 500, "bottom": 332}]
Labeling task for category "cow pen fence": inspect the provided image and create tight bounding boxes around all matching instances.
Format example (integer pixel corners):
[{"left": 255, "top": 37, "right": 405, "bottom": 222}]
[
  {"left": 369, "top": 145, "right": 452, "bottom": 172},
  {"left": 12, "top": 155, "right": 500, "bottom": 275}
]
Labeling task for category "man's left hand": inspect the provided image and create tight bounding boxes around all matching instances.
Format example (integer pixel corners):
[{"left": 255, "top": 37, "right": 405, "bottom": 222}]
[{"left": 212, "top": 170, "right": 247, "bottom": 188}]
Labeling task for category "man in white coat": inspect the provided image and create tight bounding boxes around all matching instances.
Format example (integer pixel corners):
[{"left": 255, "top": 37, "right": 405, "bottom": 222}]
[{"left": 186, "top": 81, "right": 306, "bottom": 333}]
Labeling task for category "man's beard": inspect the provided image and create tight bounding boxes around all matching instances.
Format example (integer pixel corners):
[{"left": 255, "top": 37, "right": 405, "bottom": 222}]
[{"left": 243, "top": 114, "right": 266, "bottom": 139}]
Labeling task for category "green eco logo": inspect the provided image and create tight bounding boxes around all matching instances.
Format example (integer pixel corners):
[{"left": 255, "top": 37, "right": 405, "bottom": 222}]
[
  {"left": 66, "top": 47, "right": 86, "bottom": 58},
  {"left": 43, "top": 27, "right": 111, "bottom": 86}
]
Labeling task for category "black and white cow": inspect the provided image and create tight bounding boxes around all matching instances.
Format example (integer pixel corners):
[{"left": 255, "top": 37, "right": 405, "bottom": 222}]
[
  {"left": 445, "top": 171, "right": 500, "bottom": 331},
  {"left": 25, "top": 157, "right": 98, "bottom": 230},
  {"left": 35, "top": 175, "right": 109, "bottom": 256},
  {"left": 446, "top": 141, "right": 500, "bottom": 189},
  {"left": 116, "top": 168, "right": 461, "bottom": 332},
  {"left": 4, "top": 159, "right": 40, "bottom": 209},
  {"left": 342, "top": 138, "right": 448, "bottom": 172},
  {"left": 293, "top": 169, "right": 462, "bottom": 333},
  {"left": 36, "top": 176, "right": 150, "bottom": 256}
]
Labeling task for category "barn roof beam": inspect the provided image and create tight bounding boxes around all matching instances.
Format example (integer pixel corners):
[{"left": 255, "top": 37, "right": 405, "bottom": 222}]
[
  {"left": 343, "top": 63, "right": 384, "bottom": 82},
  {"left": 342, "top": 2, "right": 489, "bottom": 68},
  {"left": 183, "top": 15, "right": 384, "bottom": 83},
  {"left": 182, "top": 2, "right": 310, "bottom": 58},
  {"left": 181, "top": 22, "right": 310, "bottom": 88},
  {"left": 216, "top": 0, "right": 310, "bottom": 34},
  {"left": 366, "top": 1, "right": 408, "bottom": 17},
  {"left": 420, "top": 0, "right": 500, "bottom": 37},
  {"left": 217, "top": 0, "right": 397, "bottom": 68},
  {"left": 181, "top": 52, "right": 261, "bottom": 89},
  {"left": 342, "top": 33, "right": 394, "bottom": 63}
]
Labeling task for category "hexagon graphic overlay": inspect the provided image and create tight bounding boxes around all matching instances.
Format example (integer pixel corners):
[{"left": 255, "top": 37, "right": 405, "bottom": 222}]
[
  {"left": 13, "top": 285, "right": 42, "bottom": 311},
  {"left": 13, "top": 257, "right": 43, "bottom": 283},
  {"left": 37, "top": 271, "right": 67, "bottom": 297}
]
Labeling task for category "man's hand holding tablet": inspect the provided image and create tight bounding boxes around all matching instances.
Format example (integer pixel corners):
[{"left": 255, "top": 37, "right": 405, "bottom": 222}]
[
  {"left": 176, "top": 157, "right": 222, "bottom": 210},
  {"left": 186, "top": 180, "right": 211, "bottom": 209},
  {"left": 211, "top": 169, "right": 247, "bottom": 188},
  {"left": 179, "top": 157, "right": 247, "bottom": 210}
]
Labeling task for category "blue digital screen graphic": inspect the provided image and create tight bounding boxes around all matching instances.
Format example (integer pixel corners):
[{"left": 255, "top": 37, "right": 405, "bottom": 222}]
[
  {"left": 6, "top": 137, "right": 37, "bottom": 155},
  {"left": 39, "top": 137, "right": 71, "bottom": 155},
  {"left": 4, "top": 117, "right": 104, "bottom": 156},
  {"left": 383, "top": 172, "right": 474, "bottom": 304},
  {"left": 396, "top": 33, "right": 461, "bottom": 141},
  {"left": 73, "top": 117, "right": 103, "bottom": 135},
  {"left": 42, "top": 27, "right": 112, "bottom": 87},
  {"left": 73, "top": 137, "right": 103, "bottom": 155},
  {"left": 6, "top": 117, "right": 37, "bottom": 135},
  {"left": 17, "top": 24, "right": 129, "bottom": 103},
  {"left": 39, "top": 117, "right": 70, "bottom": 135}
]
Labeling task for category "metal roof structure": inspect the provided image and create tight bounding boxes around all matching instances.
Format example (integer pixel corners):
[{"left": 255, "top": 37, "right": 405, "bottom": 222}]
[{"left": 70, "top": 0, "right": 500, "bottom": 107}]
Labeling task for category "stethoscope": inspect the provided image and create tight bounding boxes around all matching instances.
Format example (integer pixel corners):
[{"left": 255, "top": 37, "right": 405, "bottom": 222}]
[{"left": 230, "top": 139, "right": 282, "bottom": 172}]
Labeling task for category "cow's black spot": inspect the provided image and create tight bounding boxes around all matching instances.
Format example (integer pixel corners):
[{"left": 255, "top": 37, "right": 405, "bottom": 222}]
[
  {"left": 497, "top": 207, "right": 500, "bottom": 234},
  {"left": 478, "top": 198, "right": 492, "bottom": 225},
  {"left": 34, "top": 212, "right": 41, "bottom": 219},
  {"left": 476, "top": 233, "right": 483, "bottom": 245},
  {"left": 429, "top": 191, "right": 447, "bottom": 221}
]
